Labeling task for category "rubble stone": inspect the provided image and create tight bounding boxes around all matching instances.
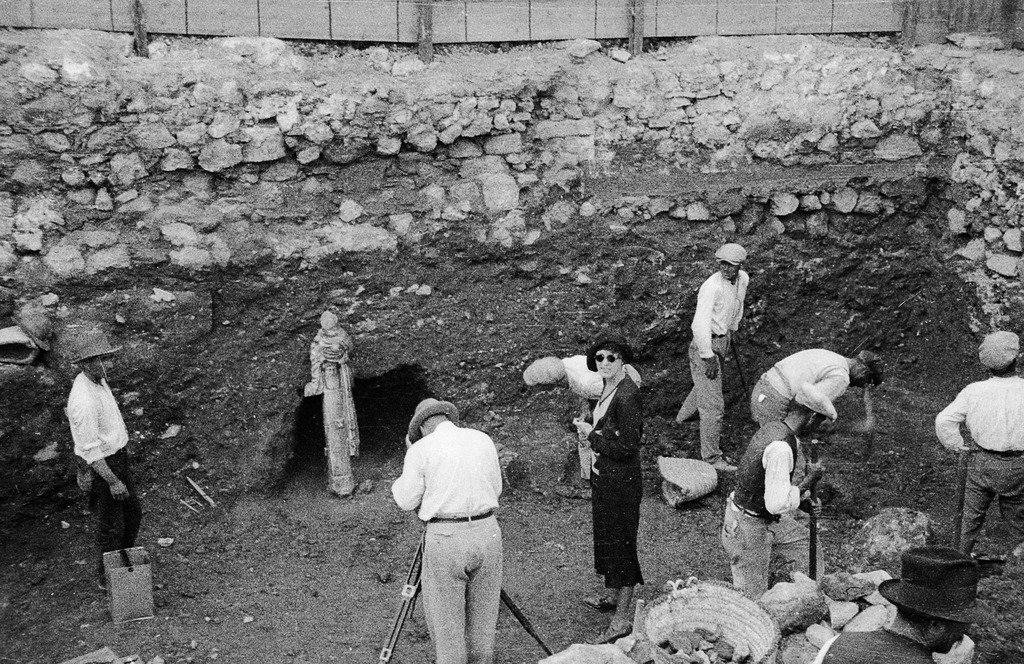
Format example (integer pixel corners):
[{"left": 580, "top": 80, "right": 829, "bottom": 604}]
[
  {"left": 759, "top": 573, "right": 828, "bottom": 635},
  {"left": 827, "top": 601, "right": 860, "bottom": 629},
  {"left": 480, "top": 174, "right": 519, "bottom": 212},
  {"left": 242, "top": 126, "right": 286, "bottom": 162},
  {"left": 132, "top": 123, "right": 176, "bottom": 150},
  {"left": 199, "top": 140, "right": 244, "bottom": 172},
  {"left": 987, "top": 254, "right": 1018, "bottom": 277},
  {"left": 44, "top": 245, "right": 86, "bottom": 277},
  {"left": 874, "top": 135, "right": 922, "bottom": 161},
  {"left": 843, "top": 604, "right": 895, "bottom": 632},
  {"left": 771, "top": 192, "right": 800, "bottom": 217},
  {"left": 840, "top": 508, "right": 934, "bottom": 575}
]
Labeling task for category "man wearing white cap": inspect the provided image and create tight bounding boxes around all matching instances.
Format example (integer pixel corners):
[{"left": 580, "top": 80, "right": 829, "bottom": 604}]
[
  {"left": 935, "top": 331, "right": 1024, "bottom": 555},
  {"left": 750, "top": 348, "right": 884, "bottom": 425},
  {"left": 721, "top": 383, "right": 833, "bottom": 599},
  {"left": 65, "top": 330, "right": 142, "bottom": 589},
  {"left": 392, "top": 398, "right": 503, "bottom": 664},
  {"left": 677, "top": 243, "right": 749, "bottom": 472}
]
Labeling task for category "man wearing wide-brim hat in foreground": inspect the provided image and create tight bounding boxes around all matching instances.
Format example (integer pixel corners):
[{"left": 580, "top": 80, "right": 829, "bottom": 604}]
[
  {"left": 935, "top": 330, "right": 1024, "bottom": 557},
  {"left": 65, "top": 329, "right": 142, "bottom": 589},
  {"left": 391, "top": 398, "right": 503, "bottom": 664},
  {"left": 721, "top": 382, "right": 832, "bottom": 599},
  {"left": 811, "top": 546, "right": 979, "bottom": 664}
]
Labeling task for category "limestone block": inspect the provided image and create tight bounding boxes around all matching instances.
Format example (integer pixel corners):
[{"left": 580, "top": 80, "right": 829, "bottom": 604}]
[
  {"left": 242, "top": 126, "right": 285, "bottom": 162},
  {"left": 854, "top": 193, "right": 884, "bottom": 214},
  {"left": 800, "top": 194, "right": 822, "bottom": 211},
  {"left": 109, "top": 153, "right": 148, "bottom": 186},
  {"left": 449, "top": 139, "right": 483, "bottom": 159},
  {"left": 850, "top": 120, "right": 881, "bottom": 139},
  {"left": 199, "top": 140, "right": 243, "bottom": 172},
  {"left": 80, "top": 230, "right": 118, "bottom": 249},
  {"left": 14, "top": 228, "right": 43, "bottom": 252},
  {"left": 461, "top": 156, "right": 508, "bottom": 179},
  {"left": 316, "top": 223, "right": 398, "bottom": 254},
  {"left": 827, "top": 601, "right": 860, "bottom": 629},
  {"left": 771, "top": 192, "right": 800, "bottom": 217},
  {"left": 15, "top": 197, "right": 63, "bottom": 232},
  {"left": 131, "top": 123, "right": 176, "bottom": 150},
  {"left": 779, "top": 633, "right": 820, "bottom": 664},
  {"left": 60, "top": 59, "right": 98, "bottom": 83},
  {"left": 303, "top": 122, "right": 334, "bottom": 144},
  {"left": 759, "top": 573, "right": 828, "bottom": 635},
  {"left": 1004, "top": 228, "right": 1022, "bottom": 252},
  {"left": 538, "top": 642, "right": 633, "bottom": 664},
  {"left": 86, "top": 246, "right": 131, "bottom": 274},
  {"left": 161, "top": 223, "right": 200, "bottom": 247},
  {"left": 483, "top": 133, "right": 522, "bottom": 155},
  {"left": 297, "top": 147, "right": 321, "bottom": 164},
  {"left": 534, "top": 119, "right": 594, "bottom": 140},
  {"left": 864, "top": 591, "right": 891, "bottom": 606},
  {"left": 983, "top": 226, "right": 1001, "bottom": 243},
  {"left": 207, "top": 235, "right": 232, "bottom": 267},
  {"left": 480, "top": 174, "right": 520, "bottom": 213},
  {"left": 760, "top": 68, "right": 785, "bottom": 90},
  {"left": 874, "top": 134, "right": 922, "bottom": 161},
  {"left": 488, "top": 209, "right": 527, "bottom": 248},
  {"left": 839, "top": 507, "right": 934, "bottom": 575},
  {"left": 94, "top": 188, "right": 114, "bottom": 211},
  {"left": 420, "top": 184, "right": 446, "bottom": 209},
  {"left": 948, "top": 208, "right": 968, "bottom": 234},
  {"left": 987, "top": 254, "right": 1018, "bottom": 277},
  {"left": 805, "top": 624, "right": 836, "bottom": 649},
  {"left": 406, "top": 127, "right": 438, "bottom": 152},
  {"left": 170, "top": 247, "right": 213, "bottom": 270},
  {"left": 391, "top": 57, "right": 426, "bottom": 76},
  {"left": 388, "top": 213, "right": 414, "bottom": 236},
  {"left": 956, "top": 239, "right": 986, "bottom": 261},
  {"left": 208, "top": 112, "right": 241, "bottom": 139},
  {"left": 851, "top": 570, "right": 893, "bottom": 587},
  {"left": 121, "top": 196, "right": 154, "bottom": 215},
  {"left": 449, "top": 181, "right": 482, "bottom": 210},
  {"left": 376, "top": 136, "right": 401, "bottom": 155},
  {"left": 40, "top": 132, "right": 71, "bottom": 152},
  {"left": 44, "top": 245, "right": 86, "bottom": 277},
  {"left": 12, "top": 161, "right": 49, "bottom": 189},
  {"left": 276, "top": 104, "right": 299, "bottom": 132},
  {"left": 817, "top": 133, "right": 839, "bottom": 153},
  {"left": 0, "top": 243, "right": 16, "bottom": 274},
  {"left": 686, "top": 201, "right": 713, "bottom": 221},
  {"left": 337, "top": 200, "right": 364, "bottom": 223},
  {"left": 175, "top": 123, "right": 207, "bottom": 146},
  {"left": 968, "top": 133, "right": 993, "bottom": 158},
  {"left": 806, "top": 212, "right": 828, "bottom": 236},
  {"left": 566, "top": 39, "right": 601, "bottom": 59},
  {"left": 62, "top": 169, "right": 86, "bottom": 187},
  {"left": 438, "top": 123, "right": 463, "bottom": 144},
  {"left": 161, "top": 149, "right": 195, "bottom": 171},
  {"left": 610, "top": 48, "right": 630, "bottom": 63},
  {"left": 580, "top": 202, "right": 597, "bottom": 217},
  {"left": 843, "top": 605, "right": 892, "bottom": 632},
  {"left": 20, "top": 63, "right": 58, "bottom": 84}
]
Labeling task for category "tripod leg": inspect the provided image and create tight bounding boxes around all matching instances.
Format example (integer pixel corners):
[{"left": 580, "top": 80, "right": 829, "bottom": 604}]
[{"left": 379, "top": 536, "right": 425, "bottom": 663}]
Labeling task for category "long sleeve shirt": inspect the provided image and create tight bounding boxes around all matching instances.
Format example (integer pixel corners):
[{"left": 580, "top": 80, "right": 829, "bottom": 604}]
[
  {"left": 763, "top": 440, "right": 801, "bottom": 515},
  {"left": 66, "top": 372, "right": 129, "bottom": 464},
  {"left": 691, "top": 270, "right": 749, "bottom": 359},
  {"left": 391, "top": 421, "right": 502, "bottom": 521},
  {"left": 935, "top": 376, "right": 1024, "bottom": 452},
  {"left": 766, "top": 349, "right": 851, "bottom": 401}
]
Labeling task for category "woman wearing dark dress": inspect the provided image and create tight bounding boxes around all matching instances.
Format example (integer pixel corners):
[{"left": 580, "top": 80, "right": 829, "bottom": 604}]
[{"left": 574, "top": 334, "right": 644, "bottom": 641}]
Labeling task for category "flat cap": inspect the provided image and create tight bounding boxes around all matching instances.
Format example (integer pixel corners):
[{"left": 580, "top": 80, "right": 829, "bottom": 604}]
[
  {"left": 979, "top": 331, "right": 1019, "bottom": 370},
  {"left": 715, "top": 243, "right": 747, "bottom": 265}
]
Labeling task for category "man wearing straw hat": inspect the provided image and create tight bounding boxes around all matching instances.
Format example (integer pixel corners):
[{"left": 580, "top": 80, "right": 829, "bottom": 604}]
[
  {"left": 391, "top": 398, "right": 503, "bottom": 664},
  {"left": 721, "top": 383, "right": 833, "bottom": 599},
  {"left": 65, "top": 329, "right": 142, "bottom": 589},
  {"left": 811, "top": 546, "right": 978, "bottom": 664},
  {"left": 935, "top": 330, "right": 1024, "bottom": 556},
  {"left": 676, "top": 242, "right": 749, "bottom": 473}
]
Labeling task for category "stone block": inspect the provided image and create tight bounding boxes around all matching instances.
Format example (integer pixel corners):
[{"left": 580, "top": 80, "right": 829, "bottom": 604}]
[
  {"left": 20, "top": 63, "right": 58, "bottom": 84},
  {"left": 208, "top": 112, "right": 241, "bottom": 139},
  {"left": 242, "top": 126, "right": 286, "bottom": 162},
  {"left": 874, "top": 135, "right": 922, "bottom": 161},
  {"left": 161, "top": 223, "right": 200, "bottom": 247},
  {"left": 805, "top": 623, "right": 836, "bottom": 649},
  {"left": 199, "top": 140, "right": 243, "bottom": 172},
  {"left": 956, "top": 239, "right": 986, "bottom": 262},
  {"left": 86, "top": 246, "right": 131, "bottom": 273},
  {"left": 43, "top": 245, "right": 86, "bottom": 277},
  {"left": 850, "top": 120, "right": 881, "bottom": 139},
  {"left": 131, "top": 123, "right": 176, "bottom": 150},
  {"left": 759, "top": 573, "right": 828, "bottom": 635},
  {"left": 170, "top": 247, "right": 213, "bottom": 270},
  {"left": 303, "top": 122, "right": 333, "bottom": 144},
  {"left": 843, "top": 604, "right": 893, "bottom": 632},
  {"left": 337, "top": 200, "right": 364, "bottom": 223},
  {"left": 820, "top": 572, "right": 874, "bottom": 601},
  {"left": 316, "top": 223, "right": 398, "bottom": 254},
  {"left": 1004, "top": 228, "right": 1022, "bottom": 252},
  {"left": 388, "top": 213, "right": 414, "bottom": 236},
  {"left": 392, "top": 57, "right": 426, "bottom": 77},
  {"left": 406, "top": 127, "right": 438, "bottom": 152},
  {"left": 565, "top": 39, "right": 601, "bottom": 59},
  {"left": 450, "top": 139, "right": 483, "bottom": 159},
  {"left": 987, "top": 254, "right": 1018, "bottom": 277},
  {"left": 771, "top": 192, "right": 800, "bottom": 217},
  {"left": 831, "top": 188, "right": 858, "bottom": 214},
  {"left": 483, "top": 133, "right": 522, "bottom": 155},
  {"left": 947, "top": 208, "right": 968, "bottom": 235},
  {"left": 686, "top": 201, "right": 712, "bottom": 221},
  {"left": 480, "top": 174, "right": 519, "bottom": 213},
  {"left": 827, "top": 601, "right": 859, "bottom": 629},
  {"left": 94, "top": 188, "right": 114, "bottom": 211},
  {"left": 376, "top": 136, "right": 401, "bottom": 155},
  {"left": 161, "top": 149, "right": 195, "bottom": 171},
  {"left": 109, "top": 152, "right": 148, "bottom": 186}
]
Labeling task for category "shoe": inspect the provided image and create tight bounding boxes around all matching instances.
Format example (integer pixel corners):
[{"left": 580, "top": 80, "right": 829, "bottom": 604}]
[
  {"left": 582, "top": 595, "right": 617, "bottom": 612},
  {"left": 592, "top": 619, "right": 632, "bottom": 644},
  {"left": 711, "top": 459, "right": 737, "bottom": 472}
]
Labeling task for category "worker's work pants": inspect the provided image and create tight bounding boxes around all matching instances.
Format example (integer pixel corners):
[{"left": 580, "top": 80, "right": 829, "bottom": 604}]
[
  {"left": 721, "top": 499, "right": 817, "bottom": 600},
  {"left": 678, "top": 337, "right": 728, "bottom": 461},
  {"left": 750, "top": 377, "right": 792, "bottom": 425},
  {"left": 422, "top": 516, "right": 503, "bottom": 664},
  {"left": 961, "top": 451, "right": 1024, "bottom": 554},
  {"left": 89, "top": 449, "right": 142, "bottom": 575}
]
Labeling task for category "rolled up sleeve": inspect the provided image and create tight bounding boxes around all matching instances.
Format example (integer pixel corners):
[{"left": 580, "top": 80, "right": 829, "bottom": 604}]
[
  {"left": 691, "top": 280, "right": 717, "bottom": 358},
  {"left": 763, "top": 441, "right": 800, "bottom": 515},
  {"left": 391, "top": 447, "right": 426, "bottom": 512},
  {"left": 68, "top": 402, "right": 104, "bottom": 464},
  {"left": 936, "top": 390, "right": 970, "bottom": 451}
]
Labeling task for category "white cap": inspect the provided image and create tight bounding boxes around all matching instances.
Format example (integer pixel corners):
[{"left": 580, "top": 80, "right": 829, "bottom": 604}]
[{"left": 715, "top": 243, "right": 747, "bottom": 265}]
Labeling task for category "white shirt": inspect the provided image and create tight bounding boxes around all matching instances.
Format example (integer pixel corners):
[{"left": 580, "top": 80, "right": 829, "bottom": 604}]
[
  {"left": 763, "top": 440, "right": 801, "bottom": 515},
  {"left": 561, "top": 355, "right": 642, "bottom": 400},
  {"left": 766, "top": 349, "right": 851, "bottom": 401},
  {"left": 691, "top": 271, "right": 749, "bottom": 358},
  {"left": 391, "top": 421, "right": 502, "bottom": 521},
  {"left": 935, "top": 376, "right": 1024, "bottom": 452},
  {"left": 66, "top": 372, "right": 129, "bottom": 464}
]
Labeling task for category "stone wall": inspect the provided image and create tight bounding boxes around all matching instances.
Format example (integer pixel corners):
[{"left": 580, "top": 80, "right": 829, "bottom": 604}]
[{"left": 1, "top": 30, "right": 1023, "bottom": 321}]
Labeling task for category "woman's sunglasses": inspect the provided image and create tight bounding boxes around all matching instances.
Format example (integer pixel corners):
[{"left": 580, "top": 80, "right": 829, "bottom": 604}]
[{"left": 594, "top": 353, "right": 620, "bottom": 363}]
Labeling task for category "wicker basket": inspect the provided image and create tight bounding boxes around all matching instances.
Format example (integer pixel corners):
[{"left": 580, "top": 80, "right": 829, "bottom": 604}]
[{"left": 640, "top": 578, "right": 780, "bottom": 664}]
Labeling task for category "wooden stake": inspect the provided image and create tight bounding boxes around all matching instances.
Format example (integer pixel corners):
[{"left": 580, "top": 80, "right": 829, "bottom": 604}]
[
  {"left": 131, "top": 0, "right": 150, "bottom": 58},
  {"left": 1001, "top": 0, "right": 1019, "bottom": 48},
  {"left": 628, "top": 0, "right": 645, "bottom": 57},
  {"left": 186, "top": 476, "right": 217, "bottom": 508},
  {"left": 900, "top": 0, "right": 918, "bottom": 47},
  {"left": 418, "top": 0, "right": 434, "bottom": 64}
]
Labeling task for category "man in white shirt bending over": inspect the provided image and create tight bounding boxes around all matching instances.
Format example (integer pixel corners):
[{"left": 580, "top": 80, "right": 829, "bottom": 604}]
[
  {"left": 392, "top": 398, "right": 503, "bottom": 664},
  {"left": 677, "top": 243, "right": 749, "bottom": 472},
  {"left": 721, "top": 383, "right": 832, "bottom": 599},
  {"left": 936, "top": 330, "right": 1024, "bottom": 556},
  {"left": 66, "top": 330, "right": 142, "bottom": 589}
]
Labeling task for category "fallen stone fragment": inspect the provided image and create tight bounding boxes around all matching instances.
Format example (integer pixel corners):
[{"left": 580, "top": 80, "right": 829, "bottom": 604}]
[
  {"left": 34, "top": 441, "right": 59, "bottom": 462},
  {"left": 987, "top": 254, "right": 1018, "bottom": 277},
  {"left": 956, "top": 239, "right": 986, "bottom": 262},
  {"left": 843, "top": 604, "right": 894, "bottom": 632},
  {"left": 150, "top": 288, "right": 176, "bottom": 303},
  {"left": 873, "top": 134, "right": 922, "bottom": 161},
  {"left": 770, "top": 192, "right": 799, "bottom": 217},
  {"left": 58, "top": 647, "right": 119, "bottom": 664},
  {"left": 827, "top": 600, "right": 859, "bottom": 629},
  {"left": 157, "top": 537, "right": 174, "bottom": 547},
  {"left": 160, "top": 424, "right": 181, "bottom": 439},
  {"left": 947, "top": 208, "right": 968, "bottom": 235},
  {"left": 566, "top": 39, "right": 601, "bottom": 59},
  {"left": 1004, "top": 228, "right": 1022, "bottom": 252},
  {"left": 337, "top": 199, "right": 364, "bottom": 223},
  {"left": 759, "top": 572, "right": 827, "bottom": 634},
  {"left": 839, "top": 508, "right": 934, "bottom": 575},
  {"left": 830, "top": 188, "right": 858, "bottom": 214},
  {"left": 610, "top": 48, "right": 631, "bottom": 63}
]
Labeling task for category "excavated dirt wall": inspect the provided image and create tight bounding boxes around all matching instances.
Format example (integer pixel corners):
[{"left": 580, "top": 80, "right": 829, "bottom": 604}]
[{"left": 1, "top": 29, "right": 1023, "bottom": 494}]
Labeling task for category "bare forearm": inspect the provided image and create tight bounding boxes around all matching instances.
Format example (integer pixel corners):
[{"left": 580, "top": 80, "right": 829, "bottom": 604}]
[{"left": 90, "top": 458, "right": 121, "bottom": 485}]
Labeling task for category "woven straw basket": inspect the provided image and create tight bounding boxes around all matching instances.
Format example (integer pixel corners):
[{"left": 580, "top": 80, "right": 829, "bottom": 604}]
[{"left": 640, "top": 578, "right": 780, "bottom": 664}]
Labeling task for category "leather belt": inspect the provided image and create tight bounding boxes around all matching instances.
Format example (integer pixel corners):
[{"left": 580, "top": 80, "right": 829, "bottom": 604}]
[
  {"left": 429, "top": 509, "right": 494, "bottom": 523},
  {"left": 729, "top": 495, "right": 780, "bottom": 523}
]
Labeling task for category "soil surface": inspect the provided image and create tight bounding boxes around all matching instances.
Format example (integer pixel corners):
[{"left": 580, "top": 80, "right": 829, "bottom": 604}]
[{"left": 3, "top": 183, "right": 1024, "bottom": 662}]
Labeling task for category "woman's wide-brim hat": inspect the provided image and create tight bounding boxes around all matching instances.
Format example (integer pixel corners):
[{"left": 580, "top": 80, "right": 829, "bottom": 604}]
[
  {"left": 878, "top": 546, "right": 979, "bottom": 624},
  {"left": 71, "top": 330, "right": 122, "bottom": 364},
  {"left": 407, "top": 398, "right": 460, "bottom": 444},
  {"left": 586, "top": 334, "right": 635, "bottom": 372}
]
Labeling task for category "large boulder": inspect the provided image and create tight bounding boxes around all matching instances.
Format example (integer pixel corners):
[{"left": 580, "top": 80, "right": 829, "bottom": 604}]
[
  {"left": 759, "top": 573, "right": 828, "bottom": 635},
  {"left": 839, "top": 508, "right": 934, "bottom": 575}
]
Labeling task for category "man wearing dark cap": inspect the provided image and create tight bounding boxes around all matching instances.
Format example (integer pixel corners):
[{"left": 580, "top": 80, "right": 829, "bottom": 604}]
[
  {"left": 721, "top": 383, "right": 833, "bottom": 599},
  {"left": 936, "top": 330, "right": 1024, "bottom": 555},
  {"left": 391, "top": 398, "right": 503, "bottom": 664},
  {"left": 811, "top": 546, "right": 978, "bottom": 664},
  {"left": 750, "top": 348, "right": 883, "bottom": 425},
  {"left": 65, "top": 330, "right": 142, "bottom": 588},
  {"left": 677, "top": 242, "right": 749, "bottom": 472}
]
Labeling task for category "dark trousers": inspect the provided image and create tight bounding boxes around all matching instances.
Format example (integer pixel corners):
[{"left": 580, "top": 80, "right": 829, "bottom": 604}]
[
  {"left": 89, "top": 449, "right": 143, "bottom": 573},
  {"left": 962, "top": 451, "right": 1024, "bottom": 553}
]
